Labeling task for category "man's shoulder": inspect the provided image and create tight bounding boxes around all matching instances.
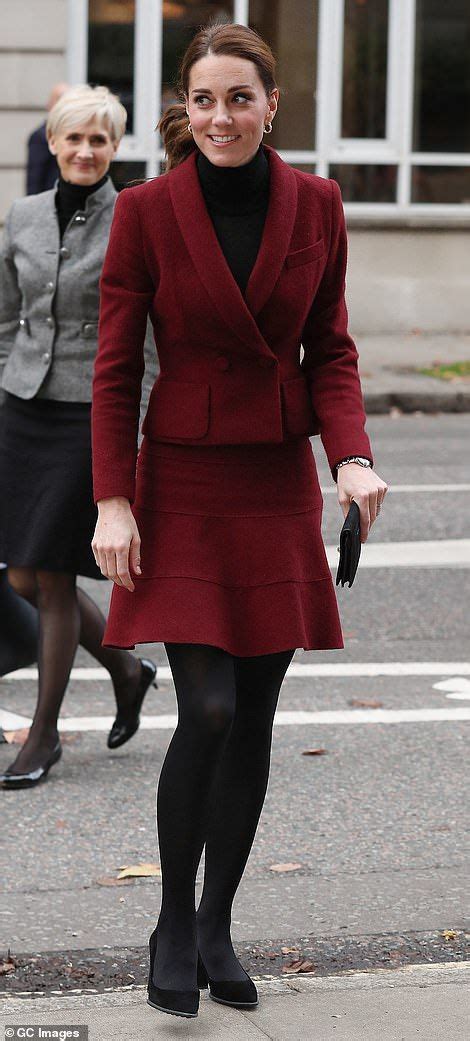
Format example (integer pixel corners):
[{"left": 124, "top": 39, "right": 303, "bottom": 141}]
[{"left": 27, "top": 122, "right": 48, "bottom": 148}]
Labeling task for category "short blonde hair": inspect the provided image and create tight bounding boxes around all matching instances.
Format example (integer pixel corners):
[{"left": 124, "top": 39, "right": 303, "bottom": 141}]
[{"left": 46, "top": 84, "right": 127, "bottom": 143}]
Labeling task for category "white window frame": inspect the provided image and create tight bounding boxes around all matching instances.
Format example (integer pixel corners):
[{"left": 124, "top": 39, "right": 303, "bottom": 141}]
[
  {"left": 68, "top": 0, "right": 470, "bottom": 220},
  {"left": 67, "top": 0, "right": 161, "bottom": 170}
]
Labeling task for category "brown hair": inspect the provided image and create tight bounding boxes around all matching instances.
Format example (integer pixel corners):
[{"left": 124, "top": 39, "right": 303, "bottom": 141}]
[{"left": 158, "top": 21, "right": 278, "bottom": 171}]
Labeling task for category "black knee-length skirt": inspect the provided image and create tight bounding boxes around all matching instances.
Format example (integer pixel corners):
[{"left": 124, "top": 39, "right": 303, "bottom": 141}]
[{"left": 0, "top": 392, "right": 104, "bottom": 580}]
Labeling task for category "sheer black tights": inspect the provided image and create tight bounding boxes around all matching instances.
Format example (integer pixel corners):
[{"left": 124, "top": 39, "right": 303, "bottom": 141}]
[
  {"left": 6, "top": 567, "right": 140, "bottom": 775},
  {"left": 154, "top": 641, "right": 295, "bottom": 990}
]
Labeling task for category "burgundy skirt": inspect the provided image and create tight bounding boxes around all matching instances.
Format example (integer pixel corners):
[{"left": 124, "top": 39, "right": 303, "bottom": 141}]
[{"left": 102, "top": 435, "right": 343, "bottom": 656}]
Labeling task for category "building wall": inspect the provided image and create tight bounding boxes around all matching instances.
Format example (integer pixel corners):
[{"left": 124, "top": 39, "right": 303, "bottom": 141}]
[
  {"left": 0, "top": 0, "right": 67, "bottom": 215},
  {"left": 0, "top": 1, "right": 468, "bottom": 336}
]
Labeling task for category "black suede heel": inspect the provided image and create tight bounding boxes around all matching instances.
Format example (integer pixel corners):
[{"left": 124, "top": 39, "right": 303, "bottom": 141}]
[
  {"left": 147, "top": 926, "right": 199, "bottom": 1018},
  {"left": 197, "top": 948, "right": 258, "bottom": 1007}
]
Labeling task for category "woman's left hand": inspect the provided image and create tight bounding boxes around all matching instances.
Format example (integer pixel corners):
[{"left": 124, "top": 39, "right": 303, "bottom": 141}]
[{"left": 337, "top": 463, "right": 388, "bottom": 543}]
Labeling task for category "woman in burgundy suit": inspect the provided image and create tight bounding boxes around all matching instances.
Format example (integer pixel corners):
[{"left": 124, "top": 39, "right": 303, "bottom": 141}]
[{"left": 92, "top": 22, "right": 387, "bottom": 1019}]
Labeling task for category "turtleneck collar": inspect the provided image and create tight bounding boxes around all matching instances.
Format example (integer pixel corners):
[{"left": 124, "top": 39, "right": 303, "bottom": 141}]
[
  {"left": 196, "top": 145, "right": 269, "bottom": 215},
  {"left": 56, "top": 172, "right": 109, "bottom": 210}
]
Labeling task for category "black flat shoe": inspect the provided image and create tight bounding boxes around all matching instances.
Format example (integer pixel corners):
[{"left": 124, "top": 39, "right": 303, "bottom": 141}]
[
  {"left": 197, "top": 949, "right": 258, "bottom": 1007},
  {"left": 107, "top": 658, "right": 158, "bottom": 749},
  {"left": 0, "top": 740, "right": 62, "bottom": 789},
  {"left": 147, "top": 926, "right": 199, "bottom": 1018}
]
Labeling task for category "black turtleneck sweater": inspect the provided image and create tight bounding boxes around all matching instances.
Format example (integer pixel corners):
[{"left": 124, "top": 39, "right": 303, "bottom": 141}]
[
  {"left": 196, "top": 145, "right": 270, "bottom": 295},
  {"left": 55, "top": 173, "right": 109, "bottom": 239}
]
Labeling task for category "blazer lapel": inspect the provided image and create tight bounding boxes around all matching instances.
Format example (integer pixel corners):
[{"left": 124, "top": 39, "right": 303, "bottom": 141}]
[
  {"left": 245, "top": 146, "right": 298, "bottom": 317},
  {"left": 168, "top": 146, "right": 297, "bottom": 359}
]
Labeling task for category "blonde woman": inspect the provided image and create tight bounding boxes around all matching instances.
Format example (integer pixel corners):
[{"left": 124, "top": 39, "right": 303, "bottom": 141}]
[{"left": 0, "top": 86, "right": 157, "bottom": 789}]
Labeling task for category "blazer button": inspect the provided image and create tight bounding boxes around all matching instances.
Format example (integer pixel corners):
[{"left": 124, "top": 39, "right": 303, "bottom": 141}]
[
  {"left": 43, "top": 352, "right": 50, "bottom": 363},
  {"left": 215, "top": 355, "right": 230, "bottom": 371},
  {"left": 258, "top": 356, "right": 276, "bottom": 368},
  {"left": 83, "top": 323, "right": 96, "bottom": 337},
  {"left": 45, "top": 281, "right": 54, "bottom": 292},
  {"left": 74, "top": 213, "right": 87, "bottom": 223},
  {"left": 59, "top": 247, "right": 70, "bottom": 259},
  {"left": 45, "top": 316, "right": 54, "bottom": 328}
]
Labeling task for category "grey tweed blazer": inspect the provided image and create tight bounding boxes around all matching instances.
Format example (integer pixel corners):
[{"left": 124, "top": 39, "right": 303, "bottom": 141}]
[{"left": 0, "top": 178, "right": 157, "bottom": 405}]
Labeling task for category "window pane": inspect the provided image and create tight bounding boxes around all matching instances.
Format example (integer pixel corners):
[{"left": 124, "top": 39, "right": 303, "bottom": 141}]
[
  {"left": 249, "top": 1, "right": 319, "bottom": 151},
  {"left": 110, "top": 159, "right": 147, "bottom": 191},
  {"left": 162, "top": 3, "right": 234, "bottom": 113},
  {"left": 88, "top": 1, "right": 135, "bottom": 134},
  {"left": 290, "top": 164, "right": 317, "bottom": 175},
  {"left": 411, "top": 166, "right": 470, "bottom": 204},
  {"left": 342, "top": 0, "right": 389, "bottom": 139},
  {"left": 329, "top": 164, "right": 397, "bottom": 202},
  {"left": 413, "top": 1, "right": 470, "bottom": 153}
]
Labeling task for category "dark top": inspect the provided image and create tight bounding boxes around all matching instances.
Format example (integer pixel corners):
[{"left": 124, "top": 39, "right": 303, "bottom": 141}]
[
  {"left": 55, "top": 173, "right": 109, "bottom": 239},
  {"left": 26, "top": 122, "right": 59, "bottom": 196},
  {"left": 196, "top": 144, "right": 270, "bottom": 295}
]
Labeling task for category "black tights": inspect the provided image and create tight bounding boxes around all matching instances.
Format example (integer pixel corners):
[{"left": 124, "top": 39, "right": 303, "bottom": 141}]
[
  {"left": 154, "top": 641, "right": 295, "bottom": 990},
  {"left": 5, "top": 567, "right": 141, "bottom": 775}
]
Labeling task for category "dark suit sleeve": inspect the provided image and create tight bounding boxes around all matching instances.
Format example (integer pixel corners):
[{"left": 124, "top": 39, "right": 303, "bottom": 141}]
[
  {"left": 300, "top": 178, "right": 373, "bottom": 479},
  {"left": 92, "top": 188, "right": 155, "bottom": 504},
  {"left": 26, "top": 126, "right": 51, "bottom": 195}
]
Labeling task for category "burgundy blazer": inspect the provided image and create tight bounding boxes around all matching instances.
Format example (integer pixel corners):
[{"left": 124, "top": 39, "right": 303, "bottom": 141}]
[{"left": 92, "top": 144, "right": 372, "bottom": 503}]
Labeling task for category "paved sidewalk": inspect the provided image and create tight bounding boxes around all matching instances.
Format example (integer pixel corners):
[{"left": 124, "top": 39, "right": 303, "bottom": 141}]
[
  {"left": 355, "top": 333, "right": 470, "bottom": 412},
  {"left": 1, "top": 962, "right": 468, "bottom": 1040}
]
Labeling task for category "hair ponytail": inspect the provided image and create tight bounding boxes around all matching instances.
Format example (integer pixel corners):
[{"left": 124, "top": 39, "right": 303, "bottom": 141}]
[{"left": 157, "top": 102, "right": 196, "bottom": 172}]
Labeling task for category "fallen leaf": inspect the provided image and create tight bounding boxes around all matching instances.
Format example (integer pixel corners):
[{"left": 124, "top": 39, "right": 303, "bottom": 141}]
[
  {"left": 117, "top": 862, "right": 161, "bottom": 879},
  {"left": 281, "top": 958, "right": 315, "bottom": 974},
  {"left": 3, "top": 727, "right": 30, "bottom": 745},
  {"left": 55, "top": 820, "right": 67, "bottom": 829},
  {"left": 4, "top": 728, "right": 79, "bottom": 745},
  {"left": 349, "top": 698, "right": 383, "bottom": 709},
  {"left": 269, "top": 863, "right": 302, "bottom": 873},
  {"left": 0, "top": 960, "right": 16, "bottom": 975},
  {"left": 302, "top": 748, "right": 328, "bottom": 756},
  {"left": 442, "top": 930, "right": 457, "bottom": 941},
  {"left": 281, "top": 946, "right": 300, "bottom": 955}
]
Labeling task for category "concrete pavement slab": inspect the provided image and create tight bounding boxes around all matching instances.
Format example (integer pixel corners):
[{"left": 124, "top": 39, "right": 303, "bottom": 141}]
[
  {"left": 1, "top": 963, "right": 468, "bottom": 1041},
  {"left": 355, "top": 333, "right": 470, "bottom": 412}
]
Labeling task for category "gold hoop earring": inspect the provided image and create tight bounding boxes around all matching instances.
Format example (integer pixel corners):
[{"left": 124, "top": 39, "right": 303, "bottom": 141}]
[
  {"left": 187, "top": 122, "right": 193, "bottom": 134},
  {"left": 264, "top": 122, "right": 273, "bottom": 134}
]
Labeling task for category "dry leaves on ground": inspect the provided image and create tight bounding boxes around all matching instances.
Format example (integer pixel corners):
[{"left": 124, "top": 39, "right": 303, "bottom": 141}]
[
  {"left": 441, "top": 930, "right": 458, "bottom": 941},
  {"left": 269, "top": 863, "right": 302, "bottom": 873},
  {"left": 3, "top": 728, "right": 79, "bottom": 745},
  {"left": 281, "top": 958, "right": 315, "bottom": 975},
  {"left": 117, "top": 862, "right": 161, "bottom": 879}
]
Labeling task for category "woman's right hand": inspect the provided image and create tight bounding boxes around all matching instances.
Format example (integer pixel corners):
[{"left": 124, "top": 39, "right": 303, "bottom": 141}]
[{"left": 92, "top": 497, "right": 142, "bottom": 591}]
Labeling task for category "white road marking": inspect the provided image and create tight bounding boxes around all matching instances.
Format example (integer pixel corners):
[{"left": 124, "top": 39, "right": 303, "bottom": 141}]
[
  {"left": 325, "top": 538, "right": 470, "bottom": 568},
  {"left": 1, "top": 707, "right": 469, "bottom": 732},
  {"left": 320, "top": 483, "right": 470, "bottom": 494},
  {"left": 433, "top": 677, "right": 470, "bottom": 701},
  {"left": 3, "top": 662, "right": 470, "bottom": 682}
]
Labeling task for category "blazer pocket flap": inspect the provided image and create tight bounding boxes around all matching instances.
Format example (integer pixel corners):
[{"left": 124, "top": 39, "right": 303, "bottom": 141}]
[
  {"left": 285, "top": 238, "right": 325, "bottom": 268},
  {"left": 281, "top": 376, "right": 316, "bottom": 435},
  {"left": 142, "top": 377, "right": 210, "bottom": 440}
]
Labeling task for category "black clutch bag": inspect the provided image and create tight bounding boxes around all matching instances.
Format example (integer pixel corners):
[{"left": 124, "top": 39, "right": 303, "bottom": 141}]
[{"left": 336, "top": 500, "right": 361, "bottom": 587}]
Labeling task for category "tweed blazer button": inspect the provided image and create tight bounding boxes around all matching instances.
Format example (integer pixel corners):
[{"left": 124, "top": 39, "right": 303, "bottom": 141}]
[
  {"left": 45, "top": 281, "right": 54, "bottom": 292},
  {"left": 45, "top": 316, "right": 54, "bottom": 328},
  {"left": 74, "top": 214, "right": 87, "bottom": 223},
  {"left": 59, "top": 246, "right": 70, "bottom": 259},
  {"left": 214, "top": 355, "right": 230, "bottom": 371}
]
